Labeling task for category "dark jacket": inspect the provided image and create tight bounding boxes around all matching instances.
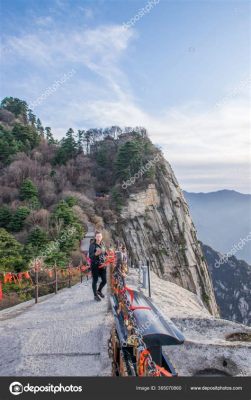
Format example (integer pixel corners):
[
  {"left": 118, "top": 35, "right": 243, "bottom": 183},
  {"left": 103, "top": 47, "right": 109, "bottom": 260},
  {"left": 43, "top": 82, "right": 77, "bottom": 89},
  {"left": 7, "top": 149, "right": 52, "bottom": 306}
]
[{"left": 89, "top": 241, "right": 107, "bottom": 268}]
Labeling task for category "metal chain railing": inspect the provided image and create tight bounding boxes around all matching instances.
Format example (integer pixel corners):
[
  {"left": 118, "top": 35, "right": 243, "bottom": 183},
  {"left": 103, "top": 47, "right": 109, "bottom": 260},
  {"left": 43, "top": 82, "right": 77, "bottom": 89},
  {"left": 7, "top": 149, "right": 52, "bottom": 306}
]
[{"left": 111, "top": 253, "right": 172, "bottom": 377}]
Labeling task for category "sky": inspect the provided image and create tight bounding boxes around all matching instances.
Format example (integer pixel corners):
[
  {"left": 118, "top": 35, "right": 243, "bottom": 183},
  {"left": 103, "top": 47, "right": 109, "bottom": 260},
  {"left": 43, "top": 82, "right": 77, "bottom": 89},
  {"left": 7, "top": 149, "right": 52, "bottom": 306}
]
[{"left": 0, "top": 0, "right": 250, "bottom": 193}]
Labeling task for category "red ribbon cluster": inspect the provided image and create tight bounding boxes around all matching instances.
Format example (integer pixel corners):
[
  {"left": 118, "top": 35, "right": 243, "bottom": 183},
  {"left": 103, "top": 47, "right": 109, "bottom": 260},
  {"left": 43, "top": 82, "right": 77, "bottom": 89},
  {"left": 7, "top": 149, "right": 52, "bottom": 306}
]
[
  {"left": 1, "top": 271, "right": 32, "bottom": 285},
  {"left": 0, "top": 271, "right": 32, "bottom": 301},
  {"left": 98, "top": 250, "right": 116, "bottom": 269}
]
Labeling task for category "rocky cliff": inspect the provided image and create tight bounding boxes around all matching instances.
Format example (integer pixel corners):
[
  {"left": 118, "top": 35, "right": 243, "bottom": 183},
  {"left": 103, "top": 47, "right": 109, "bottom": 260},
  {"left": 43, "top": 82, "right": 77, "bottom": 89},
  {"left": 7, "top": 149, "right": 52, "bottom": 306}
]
[
  {"left": 202, "top": 243, "right": 251, "bottom": 325},
  {"left": 112, "top": 158, "right": 219, "bottom": 317}
]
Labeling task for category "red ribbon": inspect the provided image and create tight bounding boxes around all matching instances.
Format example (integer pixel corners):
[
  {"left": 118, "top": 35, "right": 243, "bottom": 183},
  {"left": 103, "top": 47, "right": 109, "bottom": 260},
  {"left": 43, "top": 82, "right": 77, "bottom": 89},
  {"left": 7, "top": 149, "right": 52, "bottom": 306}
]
[{"left": 119, "top": 286, "right": 151, "bottom": 311}]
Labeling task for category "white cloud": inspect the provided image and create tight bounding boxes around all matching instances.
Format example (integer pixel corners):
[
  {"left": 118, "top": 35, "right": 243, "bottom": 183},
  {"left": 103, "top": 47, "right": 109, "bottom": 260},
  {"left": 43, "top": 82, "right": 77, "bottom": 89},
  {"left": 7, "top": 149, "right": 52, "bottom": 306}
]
[
  {"left": 2, "top": 25, "right": 134, "bottom": 67},
  {"left": 1, "top": 23, "right": 250, "bottom": 192}
]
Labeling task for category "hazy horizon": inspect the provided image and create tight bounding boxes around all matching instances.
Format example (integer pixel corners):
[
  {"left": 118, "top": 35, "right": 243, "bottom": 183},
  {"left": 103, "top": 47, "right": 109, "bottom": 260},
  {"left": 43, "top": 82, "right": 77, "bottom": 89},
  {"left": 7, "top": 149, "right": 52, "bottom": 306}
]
[{"left": 183, "top": 189, "right": 251, "bottom": 195}]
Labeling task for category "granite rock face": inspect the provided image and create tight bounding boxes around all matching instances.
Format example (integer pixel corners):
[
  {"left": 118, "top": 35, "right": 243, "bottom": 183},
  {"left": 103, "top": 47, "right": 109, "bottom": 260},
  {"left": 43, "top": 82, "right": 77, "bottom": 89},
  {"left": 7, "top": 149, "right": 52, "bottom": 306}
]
[
  {"left": 202, "top": 243, "right": 251, "bottom": 326},
  {"left": 114, "top": 159, "right": 218, "bottom": 316}
]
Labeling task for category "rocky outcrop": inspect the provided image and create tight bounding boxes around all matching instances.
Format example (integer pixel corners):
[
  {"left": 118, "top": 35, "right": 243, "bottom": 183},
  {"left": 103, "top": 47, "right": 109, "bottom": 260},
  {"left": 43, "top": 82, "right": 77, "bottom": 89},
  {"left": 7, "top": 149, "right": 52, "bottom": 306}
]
[
  {"left": 114, "top": 159, "right": 219, "bottom": 316},
  {"left": 120, "top": 183, "right": 160, "bottom": 218},
  {"left": 202, "top": 243, "right": 251, "bottom": 326}
]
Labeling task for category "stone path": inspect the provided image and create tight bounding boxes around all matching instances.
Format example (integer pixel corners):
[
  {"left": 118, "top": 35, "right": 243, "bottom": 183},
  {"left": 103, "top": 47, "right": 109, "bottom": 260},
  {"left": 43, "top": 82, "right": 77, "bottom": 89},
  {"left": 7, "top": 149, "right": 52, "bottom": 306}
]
[{"left": 0, "top": 280, "right": 112, "bottom": 376}]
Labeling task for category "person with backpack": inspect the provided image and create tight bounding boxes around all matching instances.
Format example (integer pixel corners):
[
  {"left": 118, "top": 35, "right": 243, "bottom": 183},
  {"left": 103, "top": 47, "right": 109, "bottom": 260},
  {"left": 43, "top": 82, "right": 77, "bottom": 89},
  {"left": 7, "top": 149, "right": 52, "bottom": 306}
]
[{"left": 89, "top": 231, "right": 107, "bottom": 302}]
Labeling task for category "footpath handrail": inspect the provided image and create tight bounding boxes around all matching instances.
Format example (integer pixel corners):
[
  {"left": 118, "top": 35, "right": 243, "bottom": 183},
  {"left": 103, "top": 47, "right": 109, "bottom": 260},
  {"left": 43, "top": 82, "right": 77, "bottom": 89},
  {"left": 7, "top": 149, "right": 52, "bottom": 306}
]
[
  {"left": 0, "top": 222, "right": 95, "bottom": 305},
  {"left": 0, "top": 264, "right": 91, "bottom": 305},
  {"left": 110, "top": 251, "right": 173, "bottom": 377}
]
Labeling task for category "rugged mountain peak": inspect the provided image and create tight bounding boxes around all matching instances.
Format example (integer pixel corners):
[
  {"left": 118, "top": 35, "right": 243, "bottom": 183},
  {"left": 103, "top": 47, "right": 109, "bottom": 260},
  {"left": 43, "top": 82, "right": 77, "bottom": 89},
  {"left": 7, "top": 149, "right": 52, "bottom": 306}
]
[{"left": 115, "top": 157, "right": 219, "bottom": 317}]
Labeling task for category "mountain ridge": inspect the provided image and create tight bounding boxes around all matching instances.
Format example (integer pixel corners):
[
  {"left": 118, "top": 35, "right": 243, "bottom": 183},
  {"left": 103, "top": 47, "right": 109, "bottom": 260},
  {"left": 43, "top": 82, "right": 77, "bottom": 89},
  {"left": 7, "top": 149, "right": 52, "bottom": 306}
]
[
  {"left": 184, "top": 189, "right": 251, "bottom": 198},
  {"left": 183, "top": 189, "right": 251, "bottom": 264},
  {"left": 202, "top": 242, "right": 251, "bottom": 326}
]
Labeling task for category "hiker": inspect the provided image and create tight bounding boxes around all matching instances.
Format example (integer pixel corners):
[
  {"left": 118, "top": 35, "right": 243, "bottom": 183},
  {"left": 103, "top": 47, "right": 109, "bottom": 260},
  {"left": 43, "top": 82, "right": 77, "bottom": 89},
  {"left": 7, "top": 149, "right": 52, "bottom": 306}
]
[{"left": 89, "top": 231, "right": 107, "bottom": 302}]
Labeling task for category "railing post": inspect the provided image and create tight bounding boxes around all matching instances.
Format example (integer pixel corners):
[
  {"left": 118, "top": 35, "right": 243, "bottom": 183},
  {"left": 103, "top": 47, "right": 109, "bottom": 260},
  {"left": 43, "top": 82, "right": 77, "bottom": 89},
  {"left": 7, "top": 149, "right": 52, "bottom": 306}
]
[
  {"left": 68, "top": 267, "right": 71, "bottom": 288},
  {"left": 54, "top": 265, "right": 58, "bottom": 294},
  {"left": 147, "top": 259, "right": 151, "bottom": 298},
  {"left": 107, "top": 264, "right": 111, "bottom": 312},
  {"left": 35, "top": 262, "right": 38, "bottom": 304},
  {"left": 80, "top": 266, "right": 83, "bottom": 283}
]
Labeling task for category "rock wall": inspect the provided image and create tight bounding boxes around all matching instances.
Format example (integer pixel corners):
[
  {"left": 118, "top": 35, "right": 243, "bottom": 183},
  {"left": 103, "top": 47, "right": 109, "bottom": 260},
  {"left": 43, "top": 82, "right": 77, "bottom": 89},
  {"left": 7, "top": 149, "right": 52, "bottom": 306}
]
[
  {"left": 203, "top": 243, "right": 251, "bottom": 325},
  {"left": 114, "top": 159, "right": 219, "bottom": 316}
]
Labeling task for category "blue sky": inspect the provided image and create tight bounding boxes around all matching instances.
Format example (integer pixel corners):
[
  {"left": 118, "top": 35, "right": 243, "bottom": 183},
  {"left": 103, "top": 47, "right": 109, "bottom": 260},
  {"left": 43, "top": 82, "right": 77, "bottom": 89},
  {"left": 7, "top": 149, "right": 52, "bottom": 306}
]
[{"left": 1, "top": 0, "right": 250, "bottom": 193}]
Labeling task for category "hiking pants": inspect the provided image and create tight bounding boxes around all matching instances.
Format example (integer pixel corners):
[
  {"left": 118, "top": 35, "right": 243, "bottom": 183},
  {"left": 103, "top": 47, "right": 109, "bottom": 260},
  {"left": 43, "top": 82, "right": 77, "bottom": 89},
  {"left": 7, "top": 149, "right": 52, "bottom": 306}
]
[{"left": 91, "top": 264, "right": 107, "bottom": 296}]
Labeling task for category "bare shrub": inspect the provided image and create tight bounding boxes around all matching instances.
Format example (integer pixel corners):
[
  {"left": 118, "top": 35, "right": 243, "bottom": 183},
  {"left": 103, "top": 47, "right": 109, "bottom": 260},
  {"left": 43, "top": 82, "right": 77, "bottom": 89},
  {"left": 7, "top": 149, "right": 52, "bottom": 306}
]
[
  {"left": 102, "top": 228, "right": 112, "bottom": 245},
  {"left": 50, "top": 218, "right": 64, "bottom": 239},
  {"left": 6, "top": 155, "right": 36, "bottom": 186},
  {"left": 70, "top": 250, "right": 83, "bottom": 267},
  {"left": 65, "top": 160, "right": 79, "bottom": 184},
  {"left": 61, "top": 190, "right": 95, "bottom": 217},
  {"left": 0, "top": 186, "right": 19, "bottom": 204},
  {"left": 10, "top": 200, "right": 23, "bottom": 210},
  {"left": 37, "top": 179, "right": 57, "bottom": 208},
  {"left": 26, "top": 209, "right": 50, "bottom": 230},
  {"left": 54, "top": 167, "right": 72, "bottom": 192},
  {"left": 31, "top": 142, "right": 57, "bottom": 165},
  {"left": 102, "top": 209, "right": 117, "bottom": 224},
  {"left": 72, "top": 205, "right": 88, "bottom": 227},
  {"left": 14, "top": 229, "right": 29, "bottom": 245},
  {"left": 91, "top": 215, "right": 104, "bottom": 230},
  {"left": 0, "top": 109, "right": 15, "bottom": 125},
  {"left": 75, "top": 173, "right": 93, "bottom": 189}
]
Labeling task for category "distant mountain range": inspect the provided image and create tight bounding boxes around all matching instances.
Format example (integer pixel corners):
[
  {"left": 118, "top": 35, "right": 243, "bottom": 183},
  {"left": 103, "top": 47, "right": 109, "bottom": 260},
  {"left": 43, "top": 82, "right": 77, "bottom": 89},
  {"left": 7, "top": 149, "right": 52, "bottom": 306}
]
[
  {"left": 184, "top": 190, "right": 251, "bottom": 264},
  {"left": 202, "top": 243, "right": 251, "bottom": 325}
]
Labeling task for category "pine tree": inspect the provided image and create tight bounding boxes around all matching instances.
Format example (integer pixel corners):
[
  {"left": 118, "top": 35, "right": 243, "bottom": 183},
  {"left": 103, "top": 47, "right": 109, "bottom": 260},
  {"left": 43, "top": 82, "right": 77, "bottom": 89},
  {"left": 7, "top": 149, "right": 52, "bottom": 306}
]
[
  {"left": 28, "top": 109, "right": 36, "bottom": 126},
  {"left": 0, "top": 206, "right": 12, "bottom": 229},
  {"left": 115, "top": 140, "right": 142, "bottom": 180},
  {"left": 44, "top": 248, "right": 68, "bottom": 268},
  {"left": 83, "top": 129, "right": 93, "bottom": 154},
  {"left": 9, "top": 207, "right": 30, "bottom": 232},
  {"left": 77, "top": 130, "right": 84, "bottom": 153},
  {"left": 45, "top": 127, "right": 56, "bottom": 144},
  {"left": 36, "top": 118, "right": 44, "bottom": 136},
  {"left": 20, "top": 179, "right": 38, "bottom": 201},
  {"left": 1, "top": 97, "right": 28, "bottom": 118},
  {"left": 12, "top": 123, "right": 41, "bottom": 150},
  {"left": 54, "top": 128, "right": 77, "bottom": 164},
  {"left": 27, "top": 227, "right": 48, "bottom": 251},
  {"left": 0, "top": 228, "right": 25, "bottom": 271},
  {"left": 111, "top": 187, "right": 124, "bottom": 211},
  {"left": 52, "top": 200, "right": 76, "bottom": 226},
  {"left": 0, "top": 127, "right": 20, "bottom": 164}
]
